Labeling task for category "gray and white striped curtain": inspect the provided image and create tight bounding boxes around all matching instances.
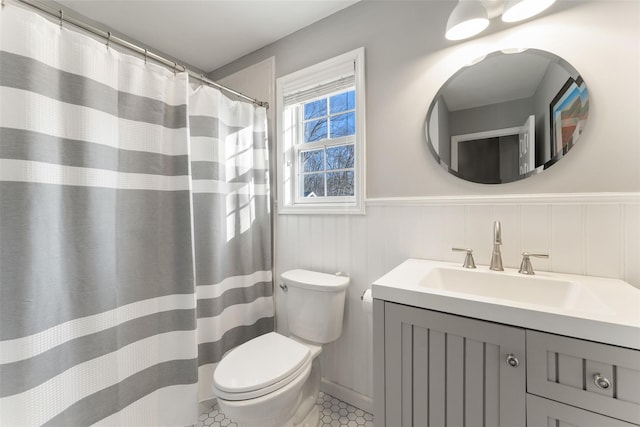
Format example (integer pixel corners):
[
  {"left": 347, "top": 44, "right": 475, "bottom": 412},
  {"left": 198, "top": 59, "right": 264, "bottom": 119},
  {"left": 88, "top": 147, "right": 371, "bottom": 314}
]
[
  {"left": 189, "top": 86, "right": 273, "bottom": 401},
  {"left": 0, "top": 3, "right": 273, "bottom": 425}
]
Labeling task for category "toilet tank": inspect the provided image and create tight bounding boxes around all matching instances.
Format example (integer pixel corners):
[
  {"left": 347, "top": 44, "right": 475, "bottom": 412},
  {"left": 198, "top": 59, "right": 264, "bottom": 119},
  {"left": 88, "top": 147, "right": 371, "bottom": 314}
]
[{"left": 281, "top": 269, "right": 349, "bottom": 344}]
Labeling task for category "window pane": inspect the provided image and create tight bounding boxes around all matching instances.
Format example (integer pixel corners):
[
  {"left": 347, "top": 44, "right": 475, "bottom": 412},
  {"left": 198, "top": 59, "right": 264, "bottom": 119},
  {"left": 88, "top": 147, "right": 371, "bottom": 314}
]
[
  {"left": 327, "top": 171, "right": 354, "bottom": 196},
  {"left": 304, "top": 99, "right": 327, "bottom": 120},
  {"left": 301, "top": 149, "right": 324, "bottom": 173},
  {"left": 304, "top": 119, "right": 327, "bottom": 142},
  {"left": 302, "top": 173, "right": 325, "bottom": 197},
  {"left": 326, "top": 144, "right": 355, "bottom": 170},
  {"left": 330, "top": 90, "right": 355, "bottom": 114},
  {"left": 329, "top": 112, "right": 355, "bottom": 138}
]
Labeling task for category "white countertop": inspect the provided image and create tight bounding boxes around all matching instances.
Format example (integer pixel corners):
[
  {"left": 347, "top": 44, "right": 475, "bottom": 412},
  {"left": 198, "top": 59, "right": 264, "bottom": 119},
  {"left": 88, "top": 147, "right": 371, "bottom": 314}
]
[{"left": 372, "top": 259, "right": 640, "bottom": 350}]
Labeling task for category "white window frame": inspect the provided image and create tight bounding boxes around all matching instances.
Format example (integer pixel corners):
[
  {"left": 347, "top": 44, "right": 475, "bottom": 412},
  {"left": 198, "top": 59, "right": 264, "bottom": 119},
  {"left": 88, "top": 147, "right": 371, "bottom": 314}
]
[{"left": 276, "top": 47, "right": 366, "bottom": 215}]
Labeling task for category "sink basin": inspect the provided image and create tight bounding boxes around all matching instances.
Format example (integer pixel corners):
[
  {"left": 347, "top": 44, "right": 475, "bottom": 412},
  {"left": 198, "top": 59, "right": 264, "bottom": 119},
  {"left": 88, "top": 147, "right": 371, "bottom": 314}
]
[
  {"left": 422, "top": 267, "right": 614, "bottom": 315},
  {"left": 372, "top": 259, "right": 640, "bottom": 349}
]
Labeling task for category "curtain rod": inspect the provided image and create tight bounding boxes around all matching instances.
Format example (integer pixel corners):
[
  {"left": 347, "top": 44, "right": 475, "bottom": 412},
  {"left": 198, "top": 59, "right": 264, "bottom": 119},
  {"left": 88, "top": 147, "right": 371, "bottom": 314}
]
[{"left": 8, "top": 0, "right": 270, "bottom": 109}]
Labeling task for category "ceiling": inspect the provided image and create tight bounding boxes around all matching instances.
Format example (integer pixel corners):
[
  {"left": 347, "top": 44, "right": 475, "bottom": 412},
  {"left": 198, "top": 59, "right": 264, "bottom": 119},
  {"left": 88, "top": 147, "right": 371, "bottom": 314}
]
[
  {"left": 444, "top": 51, "right": 552, "bottom": 111},
  {"left": 56, "top": 0, "right": 361, "bottom": 73}
]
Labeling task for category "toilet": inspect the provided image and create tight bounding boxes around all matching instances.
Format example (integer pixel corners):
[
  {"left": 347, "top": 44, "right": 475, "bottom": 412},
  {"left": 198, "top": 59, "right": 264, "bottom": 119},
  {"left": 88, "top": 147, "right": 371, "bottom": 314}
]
[{"left": 212, "top": 269, "right": 349, "bottom": 427}]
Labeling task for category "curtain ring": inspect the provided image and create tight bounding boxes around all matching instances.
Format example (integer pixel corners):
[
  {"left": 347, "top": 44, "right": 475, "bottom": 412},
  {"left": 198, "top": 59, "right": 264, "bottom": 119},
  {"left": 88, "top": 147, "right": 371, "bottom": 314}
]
[
  {"left": 106, "top": 32, "right": 111, "bottom": 50},
  {"left": 59, "top": 10, "right": 63, "bottom": 29},
  {"left": 200, "top": 74, "right": 204, "bottom": 88},
  {"left": 144, "top": 48, "right": 148, "bottom": 64},
  {"left": 173, "top": 62, "right": 177, "bottom": 75}
]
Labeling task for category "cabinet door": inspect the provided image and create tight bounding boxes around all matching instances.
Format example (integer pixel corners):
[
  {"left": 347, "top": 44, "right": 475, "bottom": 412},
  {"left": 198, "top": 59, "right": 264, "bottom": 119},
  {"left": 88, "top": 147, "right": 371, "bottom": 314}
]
[
  {"left": 527, "top": 394, "right": 637, "bottom": 427},
  {"left": 382, "top": 302, "right": 526, "bottom": 427}
]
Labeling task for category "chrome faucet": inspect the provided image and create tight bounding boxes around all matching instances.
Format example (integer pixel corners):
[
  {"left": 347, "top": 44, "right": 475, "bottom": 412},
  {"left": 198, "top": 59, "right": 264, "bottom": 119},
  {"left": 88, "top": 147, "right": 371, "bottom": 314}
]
[{"left": 490, "top": 220, "right": 504, "bottom": 271}]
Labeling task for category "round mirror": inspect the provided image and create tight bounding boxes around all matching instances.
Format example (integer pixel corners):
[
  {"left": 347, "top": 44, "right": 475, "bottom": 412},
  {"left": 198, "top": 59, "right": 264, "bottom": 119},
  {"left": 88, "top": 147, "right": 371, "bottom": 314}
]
[{"left": 425, "top": 49, "right": 589, "bottom": 184}]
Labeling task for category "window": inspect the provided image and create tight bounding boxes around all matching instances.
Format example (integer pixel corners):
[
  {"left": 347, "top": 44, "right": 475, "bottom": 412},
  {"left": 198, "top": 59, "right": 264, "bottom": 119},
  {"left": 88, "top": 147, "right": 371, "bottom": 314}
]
[
  {"left": 276, "top": 48, "right": 365, "bottom": 214},
  {"left": 299, "top": 90, "right": 355, "bottom": 198}
]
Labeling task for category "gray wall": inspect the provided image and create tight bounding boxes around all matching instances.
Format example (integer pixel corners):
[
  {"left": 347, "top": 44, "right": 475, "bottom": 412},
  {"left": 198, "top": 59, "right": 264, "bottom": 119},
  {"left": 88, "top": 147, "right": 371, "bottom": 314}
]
[
  {"left": 211, "top": 0, "right": 640, "bottom": 198},
  {"left": 449, "top": 97, "right": 533, "bottom": 136}
]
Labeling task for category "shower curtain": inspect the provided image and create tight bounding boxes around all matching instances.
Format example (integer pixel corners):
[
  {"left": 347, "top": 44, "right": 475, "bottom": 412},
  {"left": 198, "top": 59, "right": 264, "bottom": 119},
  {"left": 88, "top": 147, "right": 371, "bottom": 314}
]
[
  {"left": 0, "top": 3, "right": 273, "bottom": 425},
  {"left": 189, "top": 85, "right": 273, "bottom": 401}
]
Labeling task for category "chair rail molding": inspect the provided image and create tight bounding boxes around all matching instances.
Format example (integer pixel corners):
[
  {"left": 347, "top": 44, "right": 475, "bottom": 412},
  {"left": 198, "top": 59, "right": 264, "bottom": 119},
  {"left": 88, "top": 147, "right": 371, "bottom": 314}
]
[{"left": 365, "top": 192, "right": 640, "bottom": 207}]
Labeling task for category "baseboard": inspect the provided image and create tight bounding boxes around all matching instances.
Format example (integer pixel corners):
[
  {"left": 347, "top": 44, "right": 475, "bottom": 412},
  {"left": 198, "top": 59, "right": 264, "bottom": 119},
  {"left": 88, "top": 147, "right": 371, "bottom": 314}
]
[{"left": 320, "top": 377, "right": 373, "bottom": 414}]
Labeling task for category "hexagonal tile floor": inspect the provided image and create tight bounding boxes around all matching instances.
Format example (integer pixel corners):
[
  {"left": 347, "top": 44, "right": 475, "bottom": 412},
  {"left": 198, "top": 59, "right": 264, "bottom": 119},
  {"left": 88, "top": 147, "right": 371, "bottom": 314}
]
[{"left": 195, "top": 391, "right": 374, "bottom": 427}]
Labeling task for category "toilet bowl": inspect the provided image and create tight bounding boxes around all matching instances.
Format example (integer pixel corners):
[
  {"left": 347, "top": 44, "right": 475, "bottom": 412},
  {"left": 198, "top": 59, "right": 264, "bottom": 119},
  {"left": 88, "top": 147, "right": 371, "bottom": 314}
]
[
  {"left": 212, "top": 269, "right": 349, "bottom": 427},
  {"left": 213, "top": 332, "right": 320, "bottom": 427}
]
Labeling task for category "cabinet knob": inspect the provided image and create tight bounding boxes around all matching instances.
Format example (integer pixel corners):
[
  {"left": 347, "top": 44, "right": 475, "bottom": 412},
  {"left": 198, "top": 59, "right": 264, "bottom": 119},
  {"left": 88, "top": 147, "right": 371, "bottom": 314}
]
[
  {"left": 593, "top": 373, "right": 612, "bottom": 390},
  {"left": 505, "top": 353, "right": 520, "bottom": 367}
]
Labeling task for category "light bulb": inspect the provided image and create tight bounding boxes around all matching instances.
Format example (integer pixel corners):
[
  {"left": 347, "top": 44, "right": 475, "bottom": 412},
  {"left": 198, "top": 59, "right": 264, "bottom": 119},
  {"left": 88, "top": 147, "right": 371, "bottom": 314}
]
[
  {"left": 446, "top": 18, "right": 490, "bottom": 41},
  {"left": 445, "top": 1, "right": 490, "bottom": 41},
  {"left": 502, "top": 0, "right": 556, "bottom": 23}
]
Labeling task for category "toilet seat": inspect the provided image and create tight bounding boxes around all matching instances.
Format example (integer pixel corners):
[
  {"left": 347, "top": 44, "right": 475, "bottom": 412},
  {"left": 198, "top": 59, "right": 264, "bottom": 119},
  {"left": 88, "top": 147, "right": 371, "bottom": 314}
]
[{"left": 213, "top": 332, "right": 311, "bottom": 401}]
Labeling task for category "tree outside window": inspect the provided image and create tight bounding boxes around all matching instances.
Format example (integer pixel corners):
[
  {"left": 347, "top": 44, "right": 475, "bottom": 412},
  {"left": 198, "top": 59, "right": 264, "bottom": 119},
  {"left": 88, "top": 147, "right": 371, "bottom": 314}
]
[{"left": 299, "top": 90, "right": 356, "bottom": 198}]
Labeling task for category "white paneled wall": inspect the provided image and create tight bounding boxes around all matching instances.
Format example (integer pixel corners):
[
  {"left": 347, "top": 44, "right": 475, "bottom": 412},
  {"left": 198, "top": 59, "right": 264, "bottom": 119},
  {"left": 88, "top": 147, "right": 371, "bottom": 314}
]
[{"left": 273, "top": 193, "right": 640, "bottom": 408}]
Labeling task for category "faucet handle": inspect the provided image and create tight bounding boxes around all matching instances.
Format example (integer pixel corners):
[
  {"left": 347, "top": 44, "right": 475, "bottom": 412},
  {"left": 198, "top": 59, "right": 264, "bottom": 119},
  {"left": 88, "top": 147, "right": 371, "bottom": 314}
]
[
  {"left": 452, "top": 248, "right": 476, "bottom": 269},
  {"left": 519, "top": 252, "right": 549, "bottom": 275}
]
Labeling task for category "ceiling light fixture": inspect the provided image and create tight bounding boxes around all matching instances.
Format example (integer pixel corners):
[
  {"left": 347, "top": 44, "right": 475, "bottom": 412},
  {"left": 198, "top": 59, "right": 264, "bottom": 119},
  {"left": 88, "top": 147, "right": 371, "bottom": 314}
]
[
  {"left": 445, "top": 0, "right": 490, "bottom": 41},
  {"left": 501, "top": 0, "right": 556, "bottom": 23}
]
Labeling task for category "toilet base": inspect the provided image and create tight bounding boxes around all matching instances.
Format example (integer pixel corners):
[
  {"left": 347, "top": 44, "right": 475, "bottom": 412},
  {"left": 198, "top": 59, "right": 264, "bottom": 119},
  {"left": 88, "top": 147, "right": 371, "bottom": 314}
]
[{"left": 294, "top": 404, "right": 319, "bottom": 427}]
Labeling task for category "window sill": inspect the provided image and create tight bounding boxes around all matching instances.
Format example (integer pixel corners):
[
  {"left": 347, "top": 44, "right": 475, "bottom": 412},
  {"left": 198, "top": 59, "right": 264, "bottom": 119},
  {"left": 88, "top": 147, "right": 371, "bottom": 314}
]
[{"left": 276, "top": 200, "right": 365, "bottom": 215}]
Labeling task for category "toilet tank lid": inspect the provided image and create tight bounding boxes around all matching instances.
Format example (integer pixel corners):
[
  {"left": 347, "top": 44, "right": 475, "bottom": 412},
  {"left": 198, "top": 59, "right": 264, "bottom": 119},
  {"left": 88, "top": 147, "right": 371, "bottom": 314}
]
[{"left": 281, "top": 269, "right": 349, "bottom": 291}]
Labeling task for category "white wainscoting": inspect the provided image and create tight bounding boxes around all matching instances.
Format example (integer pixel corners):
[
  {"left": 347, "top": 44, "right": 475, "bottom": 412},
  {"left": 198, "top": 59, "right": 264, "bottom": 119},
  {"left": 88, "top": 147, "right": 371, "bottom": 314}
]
[{"left": 273, "top": 193, "right": 640, "bottom": 409}]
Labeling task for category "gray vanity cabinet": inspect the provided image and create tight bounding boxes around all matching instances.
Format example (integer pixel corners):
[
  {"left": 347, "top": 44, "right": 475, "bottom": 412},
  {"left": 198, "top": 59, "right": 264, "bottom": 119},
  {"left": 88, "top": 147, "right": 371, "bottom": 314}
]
[
  {"left": 373, "top": 299, "right": 640, "bottom": 427},
  {"left": 373, "top": 300, "right": 526, "bottom": 427}
]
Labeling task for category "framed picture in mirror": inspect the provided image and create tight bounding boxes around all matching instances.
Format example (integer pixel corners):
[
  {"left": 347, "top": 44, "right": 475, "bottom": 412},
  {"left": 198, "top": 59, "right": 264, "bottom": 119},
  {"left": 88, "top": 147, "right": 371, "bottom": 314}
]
[{"left": 550, "top": 76, "right": 589, "bottom": 156}]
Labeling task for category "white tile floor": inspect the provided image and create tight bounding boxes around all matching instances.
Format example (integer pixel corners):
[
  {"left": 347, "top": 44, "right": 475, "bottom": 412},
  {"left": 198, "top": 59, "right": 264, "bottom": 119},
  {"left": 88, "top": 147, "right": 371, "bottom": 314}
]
[{"left": 196, "top": 391, "right": 374, "bottom": 427}]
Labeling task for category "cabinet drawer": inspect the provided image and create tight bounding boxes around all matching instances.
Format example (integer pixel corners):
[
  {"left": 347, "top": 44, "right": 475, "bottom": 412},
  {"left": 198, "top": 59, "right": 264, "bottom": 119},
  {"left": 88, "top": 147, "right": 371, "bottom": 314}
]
[
  {"left": 527, "top": 394, "right": 637, "bottom": 427},
  {"left": 527, "top": 330, "right": 640, "bottom": 425}
]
